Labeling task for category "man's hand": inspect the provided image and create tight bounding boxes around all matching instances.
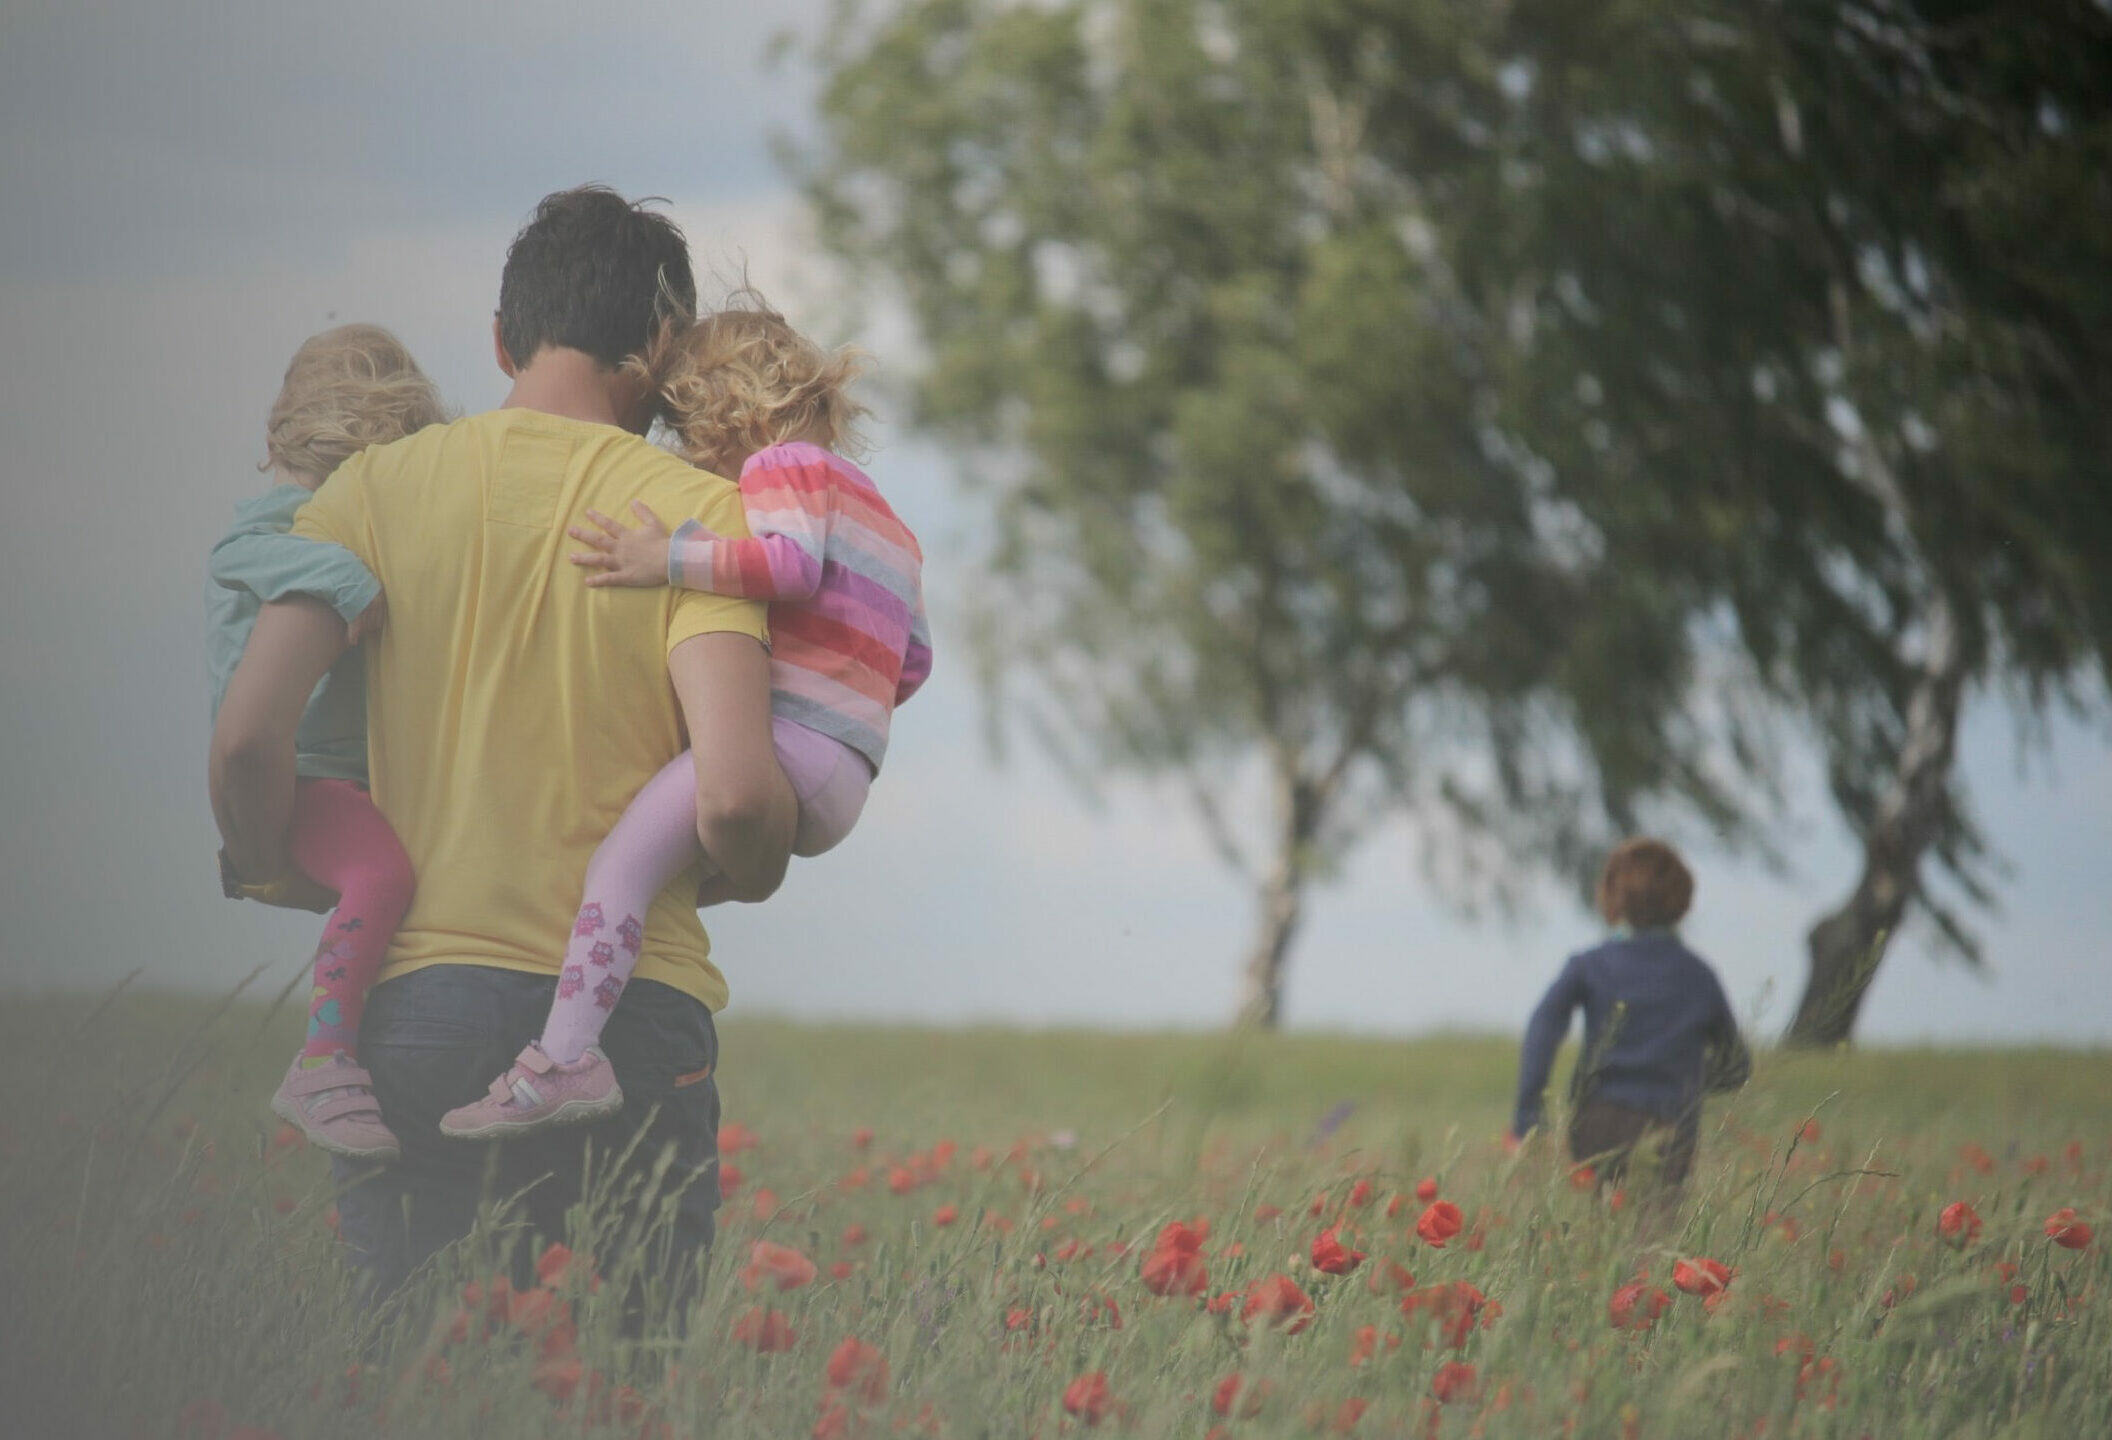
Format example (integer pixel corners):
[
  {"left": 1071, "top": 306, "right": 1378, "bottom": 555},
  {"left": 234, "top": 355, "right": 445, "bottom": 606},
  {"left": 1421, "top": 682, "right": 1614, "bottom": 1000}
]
[
  {"left": 210, "top": 596, "right": 347, "bottom": 884},
  {"left": 570, "top": 502, "right": 678, "bottom": 588}
]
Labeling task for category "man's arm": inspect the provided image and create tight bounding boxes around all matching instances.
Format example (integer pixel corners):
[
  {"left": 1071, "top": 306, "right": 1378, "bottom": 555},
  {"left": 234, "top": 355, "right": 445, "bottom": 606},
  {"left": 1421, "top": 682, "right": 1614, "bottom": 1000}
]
[
  {"left": 209, "top": 597, "right": 347, "bottom": 884},
  {"left": 667, "top": 631, "right": 796, "bottom": 900}
]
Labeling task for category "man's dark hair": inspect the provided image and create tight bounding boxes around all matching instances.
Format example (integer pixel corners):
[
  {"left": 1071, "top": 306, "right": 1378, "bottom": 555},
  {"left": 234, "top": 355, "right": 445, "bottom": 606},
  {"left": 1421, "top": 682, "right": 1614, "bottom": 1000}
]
[{"left": 497, "top": 185, "right": 696, "bottom": 370}]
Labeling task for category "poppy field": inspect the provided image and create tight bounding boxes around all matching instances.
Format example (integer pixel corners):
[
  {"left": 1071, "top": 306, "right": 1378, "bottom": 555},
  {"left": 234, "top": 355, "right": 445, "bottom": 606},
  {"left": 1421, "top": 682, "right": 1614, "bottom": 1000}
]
[{"left": 3, "top": 992, "right": 2108, "bottom": 1439}]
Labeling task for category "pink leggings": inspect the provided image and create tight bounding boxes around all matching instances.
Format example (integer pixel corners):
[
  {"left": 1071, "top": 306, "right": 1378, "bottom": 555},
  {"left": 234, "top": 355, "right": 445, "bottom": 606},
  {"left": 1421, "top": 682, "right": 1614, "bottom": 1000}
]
[
  {"left": 537, "top": 719, "right": 869, "bottom": 1063},
  {"left": 286, "top": 778, "right": 415, "bottom": 1065}
]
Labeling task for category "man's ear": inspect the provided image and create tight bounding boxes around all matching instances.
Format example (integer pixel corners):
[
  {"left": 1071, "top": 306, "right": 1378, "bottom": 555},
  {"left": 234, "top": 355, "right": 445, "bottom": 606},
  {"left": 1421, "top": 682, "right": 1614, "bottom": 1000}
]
[{"left": 493, "top": 315, "right": 518, "bottom": 378}]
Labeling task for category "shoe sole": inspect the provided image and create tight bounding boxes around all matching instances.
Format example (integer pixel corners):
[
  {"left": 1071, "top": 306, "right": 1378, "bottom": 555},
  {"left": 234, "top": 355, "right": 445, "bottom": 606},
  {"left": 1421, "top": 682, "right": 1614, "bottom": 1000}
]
[
  {"left": 437, "top": 1090, "right": 626, "bottom": 1142},
  {"left": 270, "top": 1091, "right": 401, "bottom": 1163}
]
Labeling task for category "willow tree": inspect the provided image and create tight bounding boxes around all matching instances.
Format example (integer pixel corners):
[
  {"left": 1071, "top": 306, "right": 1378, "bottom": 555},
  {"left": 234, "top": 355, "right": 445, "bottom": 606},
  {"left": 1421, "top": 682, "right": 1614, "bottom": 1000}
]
[
  {"left": 794, "top": 0, "right": 1763, "bottom": 1026},
  {"left": 1440, "top": 0, "right": 2112, "bottom": 1043}
]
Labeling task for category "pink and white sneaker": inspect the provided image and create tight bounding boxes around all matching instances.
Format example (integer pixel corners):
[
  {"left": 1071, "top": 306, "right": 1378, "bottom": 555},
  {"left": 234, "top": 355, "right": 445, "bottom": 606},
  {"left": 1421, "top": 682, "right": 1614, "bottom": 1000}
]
[
  {"left": 440, "top": 1043, "right": 623, "bottom": 1140},
  {"left": 271, "top": 1053, "right": 400, "bottom": 1162}
]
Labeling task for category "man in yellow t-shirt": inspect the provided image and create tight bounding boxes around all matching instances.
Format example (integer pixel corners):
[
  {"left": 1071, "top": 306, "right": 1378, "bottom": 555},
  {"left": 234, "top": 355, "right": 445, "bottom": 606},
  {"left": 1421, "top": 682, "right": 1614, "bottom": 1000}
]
[{"left": 210, "top": 187, "right": 795, "bottom": 1311}]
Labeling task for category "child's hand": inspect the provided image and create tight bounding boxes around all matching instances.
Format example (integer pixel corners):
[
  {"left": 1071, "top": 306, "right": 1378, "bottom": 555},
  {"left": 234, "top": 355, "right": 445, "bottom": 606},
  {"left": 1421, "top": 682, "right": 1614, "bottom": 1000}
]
[{"left": 569, "top": 502, "right": 674, "bottom": 588}]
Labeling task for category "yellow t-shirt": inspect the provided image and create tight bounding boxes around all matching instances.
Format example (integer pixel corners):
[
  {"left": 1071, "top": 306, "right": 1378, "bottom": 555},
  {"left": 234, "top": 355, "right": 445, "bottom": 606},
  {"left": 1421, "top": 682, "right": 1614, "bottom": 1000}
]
[{"left": 293, "top": 408, "right": 767, "bottom": 1010}]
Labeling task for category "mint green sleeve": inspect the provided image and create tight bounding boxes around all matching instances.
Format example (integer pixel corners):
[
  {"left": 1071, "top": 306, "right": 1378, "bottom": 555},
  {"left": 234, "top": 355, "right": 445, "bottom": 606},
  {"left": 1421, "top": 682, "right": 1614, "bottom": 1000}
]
[{"left": 208, "top": 524, "right": 379, "bottom": 625}]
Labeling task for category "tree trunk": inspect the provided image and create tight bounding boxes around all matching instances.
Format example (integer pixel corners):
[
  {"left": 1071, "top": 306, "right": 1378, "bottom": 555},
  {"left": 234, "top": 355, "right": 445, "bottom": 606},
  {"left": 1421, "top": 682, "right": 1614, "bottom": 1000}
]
[
  {"left": 1785, "top": 597, "right": 1967, "bottom": 1047},
  {"left": 1232, "top": 765, "right": 1322, "bottom": 1030}
]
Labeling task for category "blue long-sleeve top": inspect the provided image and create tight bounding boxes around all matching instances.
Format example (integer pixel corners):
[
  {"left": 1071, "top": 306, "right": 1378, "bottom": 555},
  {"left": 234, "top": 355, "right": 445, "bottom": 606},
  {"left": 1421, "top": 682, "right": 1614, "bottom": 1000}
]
[{"left": 1512, "top": 930, "right": 1749, "bottom": 1136}]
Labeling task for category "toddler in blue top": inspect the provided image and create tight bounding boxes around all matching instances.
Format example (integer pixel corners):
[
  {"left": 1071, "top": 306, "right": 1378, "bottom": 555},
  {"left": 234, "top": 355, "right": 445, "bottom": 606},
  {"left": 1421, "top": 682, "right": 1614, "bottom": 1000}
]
[{"left": 1512, "top": 839, "right": 1751, "bottom": 1194}]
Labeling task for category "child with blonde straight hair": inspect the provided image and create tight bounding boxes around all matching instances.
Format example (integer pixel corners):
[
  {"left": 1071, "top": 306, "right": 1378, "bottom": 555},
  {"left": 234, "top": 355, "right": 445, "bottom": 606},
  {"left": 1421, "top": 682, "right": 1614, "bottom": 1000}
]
[
  {"left": 441, "top": 295, "right": 931, "bottom": 1138},
  {"left": 208, "top": 324, "right": 447, "bottom": 1160}
]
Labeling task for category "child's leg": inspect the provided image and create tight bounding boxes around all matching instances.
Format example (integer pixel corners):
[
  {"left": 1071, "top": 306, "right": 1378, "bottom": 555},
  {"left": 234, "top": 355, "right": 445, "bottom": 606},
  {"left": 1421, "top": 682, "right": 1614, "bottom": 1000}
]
[
  {"left": 774, "top": 718, "right": 872, "bottom": 858},
  {"left": 286, "top": 779, "right": 416, "bottom": 1067},
  {"left": 539, "top": 753, "right": 702, "bottom": 1064}
]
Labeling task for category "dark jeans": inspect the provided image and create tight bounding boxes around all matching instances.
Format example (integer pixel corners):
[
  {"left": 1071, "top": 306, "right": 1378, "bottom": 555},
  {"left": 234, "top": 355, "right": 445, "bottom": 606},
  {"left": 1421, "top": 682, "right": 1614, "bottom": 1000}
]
[
  {"left": 331, "top": 965, "right": 721, "bottom": 1320},
  {"left": 1568, "top": 1098, "right": 1699, "bottom": 1191}
]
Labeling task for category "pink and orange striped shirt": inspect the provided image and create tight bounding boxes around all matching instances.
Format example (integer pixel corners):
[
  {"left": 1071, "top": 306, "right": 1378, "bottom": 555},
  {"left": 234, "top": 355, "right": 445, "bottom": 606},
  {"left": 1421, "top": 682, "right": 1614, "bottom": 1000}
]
[{"left": 668, "top": 442, "right": 930, "bottom": 771}]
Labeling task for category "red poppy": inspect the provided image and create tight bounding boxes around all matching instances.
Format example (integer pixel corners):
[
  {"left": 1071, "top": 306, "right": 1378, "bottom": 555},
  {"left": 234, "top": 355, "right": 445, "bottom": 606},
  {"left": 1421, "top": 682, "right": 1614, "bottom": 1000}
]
[
  {"left": 1254, "top": 1204, "right": 1283, "bottom": 1222},
  {"left": 1415, "top": 1201, "right": 1464, "bottom": 1249},
  {"left": 1937, "top": 1201, "right": 1983, "bottom": 1247},
  {"left": 933, "top": 1203, "right": 960, "bottom": 1227},
  {"left": 1431, "top": 1361, "right": 1480, "bottom": 1404},
  {"left": 812, "top": 1400, "right": 861, "bottom": 1440},
  {"left": 1211, "top": 1374, "right": 1271, "bottom": 1419},
  {"left": 1241, "top": 1274, "right": 1317, "bottom": 1333},
  {"left": 535, "top": 1243, "right": 596, "bottom": 1291},
  {"left": 825, "top": 1337, "right": 890, "bottom": 1407},
  {"left": 1568, "top": 1164, "right": 1597, "bottom": 1191},
  {"left": 731, "top": 1307, "right": 798, "bottom": 1352},
  {"left": 851, "top": 1127, "right": 874, "bottom": 1149},
  {"left": 1607, "top": 1281, "right": 1670, "bottom": 1330},
  {"left": 1671, "top": 1258, "right": 1732, "bottom": 1298},
  {"left": 1080, "top": 1293, "right": 1124, "bottom": 1330},
  {"left": 741, "top": 1241, "right": 818, "bottom": 1293},
  {"left": 1310, "top": 1226, "right": 1367, "bottom": 1275},
  {"left": 1329, "top": 1397, "right": 1369, "bottom": 1433},
  {"left": 830, "top": 1261, "right": 855, "bottom": 1281},
  {"left": 1347, "top": 1179, "right": 1375, "bottom": 1209},
  {"left": 718, "top": 1121, "right": 759, "bottom": 1154},
  {"left": 1369, "top": 1259, "right": 1417, "bottom": 1295},
  {"left": 1399, "top": 1281, "right": 1494, "bottom": 1349},
  {"left": 841, "top": 1223, "right": 868, "bottom": 1248},
  {"left": 531, "top": 1355, "right": 585, "bottom": 1404},
  {"left": 2045, "top": 1208, "right": 2094, "bottom": 1250},
  {"left": 1140, "top": 1222, "right": 1209, "bottom": 1297},
  {"left": 1348, "top": 1323, "right": 1378, "bottom": 1367},
  {"left": 1062, "top": 1371, "right": 1112, "bottom": 1427},
  {"left": 719, "top": 1161, "right": 744, "bottom": 1196},
  {"left": 1414, "top": 1177, "right": 1439, "bottom": 1203}
]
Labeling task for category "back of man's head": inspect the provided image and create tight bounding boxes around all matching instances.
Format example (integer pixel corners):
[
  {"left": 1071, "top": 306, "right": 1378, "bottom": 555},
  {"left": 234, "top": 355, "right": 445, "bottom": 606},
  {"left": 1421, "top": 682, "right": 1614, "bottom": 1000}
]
[{"left": 498, "top": 185, "right": 696, "bottom": 371}]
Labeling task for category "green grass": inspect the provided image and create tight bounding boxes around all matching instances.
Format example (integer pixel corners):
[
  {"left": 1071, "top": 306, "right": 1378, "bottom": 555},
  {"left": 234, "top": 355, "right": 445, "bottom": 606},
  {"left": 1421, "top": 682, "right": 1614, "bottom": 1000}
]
[{"left": 3, "top": 989, "right": 2107, "bottom": 1439}]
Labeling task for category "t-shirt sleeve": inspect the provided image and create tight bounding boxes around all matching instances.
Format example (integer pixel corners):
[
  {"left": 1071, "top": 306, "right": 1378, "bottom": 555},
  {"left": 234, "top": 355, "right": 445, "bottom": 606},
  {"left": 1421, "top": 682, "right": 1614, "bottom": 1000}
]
[
  {"left": 665, "top": 469, "right": 770, "bottom": 656},
  {"left": 290, "top": 456, "right": 377, "bottom": 571}
]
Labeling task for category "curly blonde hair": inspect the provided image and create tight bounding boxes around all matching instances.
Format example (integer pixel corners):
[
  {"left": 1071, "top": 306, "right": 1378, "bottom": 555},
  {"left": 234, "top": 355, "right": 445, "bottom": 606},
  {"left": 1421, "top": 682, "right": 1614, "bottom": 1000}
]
[
  {"left": 633, "top": 289, "right": 870, "bottom": 476},
  {"left": 263, "top": 324, "right": 448, "bottom": 482}
]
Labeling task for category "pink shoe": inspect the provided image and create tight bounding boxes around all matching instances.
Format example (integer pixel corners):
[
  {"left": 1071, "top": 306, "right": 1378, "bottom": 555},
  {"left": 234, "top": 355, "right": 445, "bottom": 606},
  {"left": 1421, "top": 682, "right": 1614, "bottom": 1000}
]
[
  {"left": 271, "top": 1053, "right": 400, "bottom": 1162},
  {"left": 440, "top": 1043, "right": 623, "bottom": 1140}
]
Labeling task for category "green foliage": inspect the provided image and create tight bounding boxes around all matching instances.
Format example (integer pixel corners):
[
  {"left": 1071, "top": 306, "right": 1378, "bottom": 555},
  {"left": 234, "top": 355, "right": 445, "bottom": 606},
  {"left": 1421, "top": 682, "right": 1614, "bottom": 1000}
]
[
  {"left": 794, "top": 0, "right": 2112, "bottom": 1018},
  {"left": 7, "top": 993, "right": 2112, "bottom": 1437}
]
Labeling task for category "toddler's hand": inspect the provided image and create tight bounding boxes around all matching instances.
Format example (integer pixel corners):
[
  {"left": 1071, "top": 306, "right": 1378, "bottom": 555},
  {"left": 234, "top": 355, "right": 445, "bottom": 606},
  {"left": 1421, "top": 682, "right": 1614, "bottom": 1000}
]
[{"left": 570, "top": 502, "right": 674, "bottom": 588}]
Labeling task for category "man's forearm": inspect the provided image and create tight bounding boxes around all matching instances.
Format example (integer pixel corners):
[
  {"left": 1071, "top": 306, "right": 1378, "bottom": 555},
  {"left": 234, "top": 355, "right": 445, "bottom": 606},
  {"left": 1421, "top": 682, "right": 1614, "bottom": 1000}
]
[
  {"left": 208, "top": 596, "right": 348, "bottom": 884},
  {"left": 696, "top": 766, "right": 796, "bottom": 900},
  {"left": 210, "top": 732, "right": 299, "bottom": 883}
]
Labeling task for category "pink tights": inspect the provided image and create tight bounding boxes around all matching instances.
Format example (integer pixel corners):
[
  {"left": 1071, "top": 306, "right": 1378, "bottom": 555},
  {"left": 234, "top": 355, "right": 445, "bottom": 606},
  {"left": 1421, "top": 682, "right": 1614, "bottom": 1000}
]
[
  {"left": 539, "top": 721, "right": 869, "bottom": 1063},
  {"left": 286, "top": 778, "right": 415, "bottom": 1066}
]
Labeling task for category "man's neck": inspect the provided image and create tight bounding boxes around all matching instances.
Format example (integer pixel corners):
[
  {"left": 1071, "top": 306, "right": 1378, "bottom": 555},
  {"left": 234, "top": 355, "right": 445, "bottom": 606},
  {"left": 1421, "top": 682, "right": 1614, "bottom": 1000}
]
[{"left": 500, "top": 347, "right": 647, "bottom": 433}]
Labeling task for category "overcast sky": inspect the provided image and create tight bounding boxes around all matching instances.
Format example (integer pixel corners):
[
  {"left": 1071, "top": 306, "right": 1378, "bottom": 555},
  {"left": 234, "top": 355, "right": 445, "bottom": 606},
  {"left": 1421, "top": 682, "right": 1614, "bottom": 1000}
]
[{"left": 2, "top": 0, "right": 2108, "bottom": 1045}]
